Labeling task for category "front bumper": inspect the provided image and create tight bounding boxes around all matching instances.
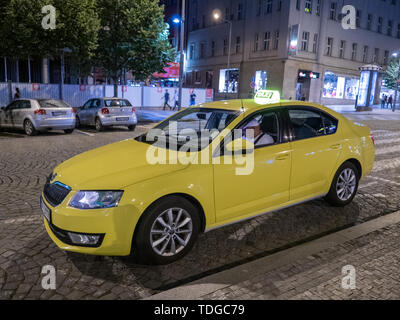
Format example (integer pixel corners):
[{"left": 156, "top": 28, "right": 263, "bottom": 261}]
[
  {"left": 34, "top": 117, "right": 76, "bottom": 131},
  {"left": 41, "top": 194, "right": 139, "bottom": 256}
]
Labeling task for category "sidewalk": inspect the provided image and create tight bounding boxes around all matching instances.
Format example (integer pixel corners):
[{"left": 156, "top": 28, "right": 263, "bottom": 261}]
[{"left": 147, "top": 211, "right": 400, "bottom": 300}]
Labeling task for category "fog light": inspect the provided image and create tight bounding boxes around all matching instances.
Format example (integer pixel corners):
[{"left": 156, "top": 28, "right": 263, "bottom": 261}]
[{"left": 68, "top": 232, "right": 101, "bottom": 245}]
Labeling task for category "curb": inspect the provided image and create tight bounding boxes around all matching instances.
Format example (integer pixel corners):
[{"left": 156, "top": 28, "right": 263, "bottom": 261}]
[{"left": 146, "top": 210, "right": 400, "bottom": 300}]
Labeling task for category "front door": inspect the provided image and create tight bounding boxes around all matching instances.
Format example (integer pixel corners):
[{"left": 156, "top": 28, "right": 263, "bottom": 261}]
[{"left": 213, "top": 109, "right": 292, "bottom": 223}]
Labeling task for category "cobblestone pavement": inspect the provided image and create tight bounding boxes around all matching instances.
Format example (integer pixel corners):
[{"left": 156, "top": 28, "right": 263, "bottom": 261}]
[
  {"left": 1, "top": 114, "right": 400, "bottom": 300},
  {"left": 200, "top": 221, "right": 400, "bottom": 300}
]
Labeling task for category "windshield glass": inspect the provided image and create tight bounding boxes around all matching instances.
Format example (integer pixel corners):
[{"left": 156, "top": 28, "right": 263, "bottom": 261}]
[
  {"left": 104, "top": 99, "right": 132, "bottom": 107},
  {"left": 137, "top": 108, "right": 240, "bottom": 151},
  {"left": 38, "top": 99, "right": 71, "bottom": 109}
]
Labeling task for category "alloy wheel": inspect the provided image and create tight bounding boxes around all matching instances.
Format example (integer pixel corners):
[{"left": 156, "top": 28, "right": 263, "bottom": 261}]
[{"left": 336, "top": 168, "right": 357, "bottom": 201}]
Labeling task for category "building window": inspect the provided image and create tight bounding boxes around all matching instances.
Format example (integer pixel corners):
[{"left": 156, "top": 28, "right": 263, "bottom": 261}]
[
  {"left": 235, "top": 37, "right": 241, "bottom": 54},
  {"left": 329, "top": 2, "right": 337, "bottom": 20},
  {"left": 225, "top": 7, "right": 230, "bottom": 21},
  {"left": 305, "top": 0, "right": 312, "bottom": 14},
  {"left": 312, "top": 33, "right": 318, "bottom": 53},
  {"left": 301, "top": 31, "right": 309, "bottom": 51},
  {"left": 388, "top": 20, "right": 393, "bottom": 36},
  {"left": 356, "top": 10, "right": 361, "bottom": 28},
  {"left": 363, "top": 45, "right": 369, "bottom": 63},
  {"left": 323, "top": 71, "right": 360, "bottom": 100},
  {"left": 377, "top": 17, "right": 383, "bottom": 33},
  {"left": 195, "top": 71, "right": 201, "bottom": 84},
  {"left": 211, "top": 41, "right": 216, "bottom": 57},
  {"left": 277, "top": 0, "right": 282, "bottom": 11},
  {"left": 373, "top": 48, "right": 379, "bottom": 63},
  {"left": 237, "top": 3, "right": 244, "bottom": 20},
  {"left": 256, "top": 0, "right": 262, "bottom": 16},
  {"left": 265, "top": 0, "right": 273, "bottom": 14},
  {"left": 189, "top": 44, "right": 195, "bottom": 60},
  {"left": 326, "top": 37, "right": 333, "bottom": 56},
  {"left": 219, "top": 68, "right": 239, "bottom": 93},
  {"left": 223, "top": 39, "right": 228, "bottom": 56},
  {"left": 384, "top": 50, "right": 389, "bottom": 64},
  {"left": 296, "top": 0, "right": 301, "bottom": 10},
  {"left": 199, "top": 42, "right": 206, "bottom": 59},
  {"left": 339, "top": 41, "right": 346, "bottom": 59},
  {"left": 367, "top": 14, "right": 372, "bottom": 30},
  {"left": 351, "top": 43, "right": 357, "bottom": 61},
  {"left": 254, "top": 33, "right": 259, "bottom": 52},
  {"left": 274, "top": 30, "right": 279, "bottom": 50},
  {"left": 316, "top": 0, "right": 321, "bottom": 16},
  {"left": 398, "top": 23, "right": 400, "bottom": 38},
  {"left": 263, "top": 31, "right": 271, "bottom": 50}
]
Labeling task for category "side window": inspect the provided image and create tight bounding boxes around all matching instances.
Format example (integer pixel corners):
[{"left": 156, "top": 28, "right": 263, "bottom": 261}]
[
  {"left": 321, "top": 112, "right": 338, "bottom": 135},
  {"left": 19, "top": 100, "right": 31, "bottom": 109},
  {"left": 83, "top": 100, "right": 92, "bottom": 109},
  {"left": 288, "top": 108, "right": 325, "bottom": 141},
  {"left": 92, "top": 99, "right": 101, "bottom": 108},
  {"left": 7, "top": 101, "right": 19, "bottom": 110},
  {"left": 238, "top": 110, "right": 280, "bottom": 148}
]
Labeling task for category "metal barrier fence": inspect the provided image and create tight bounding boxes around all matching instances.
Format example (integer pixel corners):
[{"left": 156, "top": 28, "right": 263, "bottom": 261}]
[{"left": 0, "top": 82, "right": 214, "bottom": 108}]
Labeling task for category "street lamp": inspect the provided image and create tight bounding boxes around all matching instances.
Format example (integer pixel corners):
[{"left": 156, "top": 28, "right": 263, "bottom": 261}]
[
  {"left": 392, "top": 51, "right": 400, "bottom": 112},
  {"left": 212, "top": 9, "right": 233, "bottom": 98}
]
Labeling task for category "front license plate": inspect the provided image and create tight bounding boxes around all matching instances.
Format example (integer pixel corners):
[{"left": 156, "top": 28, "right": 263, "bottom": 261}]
[
  {"left": 116, "top": 117, "right": 129, "bottom": 121},
  {"left": 40, "top": 197, "right": 51, "bottom": 223}
]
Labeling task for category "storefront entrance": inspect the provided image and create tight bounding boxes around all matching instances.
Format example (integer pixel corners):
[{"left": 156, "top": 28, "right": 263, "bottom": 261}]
[{"left": 296, "top": 77, "right": 311, "bottom": 101}]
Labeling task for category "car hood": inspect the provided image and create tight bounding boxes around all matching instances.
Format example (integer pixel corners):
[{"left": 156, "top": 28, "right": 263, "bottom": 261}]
[{"left": 53, "top": 139, "right": 191, "bottom": 190}]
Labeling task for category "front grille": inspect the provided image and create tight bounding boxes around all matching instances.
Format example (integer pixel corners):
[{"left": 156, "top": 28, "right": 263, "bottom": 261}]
[{"left": 43, "top": 177, "right": 71, "bottom": 207}]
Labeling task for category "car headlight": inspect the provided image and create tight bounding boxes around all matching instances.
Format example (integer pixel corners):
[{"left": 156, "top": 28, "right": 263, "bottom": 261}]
[{"left": 69, "top": 191, "right": 124, "bottom": 209}]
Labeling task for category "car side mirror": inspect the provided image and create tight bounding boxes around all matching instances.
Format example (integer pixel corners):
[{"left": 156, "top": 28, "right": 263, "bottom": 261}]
[{"left": 225, "top": 138, "right": 255, "bottom": 155}]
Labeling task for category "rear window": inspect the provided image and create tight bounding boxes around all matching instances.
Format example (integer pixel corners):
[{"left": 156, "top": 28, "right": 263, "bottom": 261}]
[
  {"left": 104, "top": 99, "right": 132, "bottom": 107},
  {"left": 38, "top": 100, "right": 71, "bottom": 109}
]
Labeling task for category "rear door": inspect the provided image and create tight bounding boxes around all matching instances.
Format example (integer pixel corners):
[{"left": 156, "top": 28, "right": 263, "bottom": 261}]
[
  {"left": 13, "top": 100, "right": 32, "bottom": 128},
  {"left": 88, "top": 99, "right": 102, "bottom": 125},
  {"left": 1, "top": 101, "right": 20, "bottom": 128},
  {"left": 285, "top": 106, "right": 342, "bottom": 201},
  {"left": 78, "top": 99, "right": 92, "bottom": 125}
]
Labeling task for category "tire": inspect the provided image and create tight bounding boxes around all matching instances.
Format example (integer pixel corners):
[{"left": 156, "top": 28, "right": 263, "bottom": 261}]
[
  {"left": 127, "top": 125, "right": 136, "bottom": 131},
  {"left": 24, "top": 119, "right": 37, "bottom": 136},
  {"left": 64, "top": 129, "right": 74, "bottom": 134},
  {"left": 325, "top": 161, "right": 359, "bottom": 207},
  {"left": 133, "top": 196, "right": 201, "bottom": 265},
  {"left": 95, "top": 117, "right": 104, "bottom": 132},
  {"left": 75, "top": 116, "right": 81, "bottom": 129}
]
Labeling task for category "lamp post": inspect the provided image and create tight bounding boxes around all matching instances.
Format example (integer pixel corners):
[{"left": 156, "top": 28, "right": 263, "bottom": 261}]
[
  {"left": 212, "top": 9, "right": 232, "bottom": 98},
  {"left": 392, "top": 52, "right": 400, "bottom": 112},
  {"left": 176, "top": 0, "right": 186, "bottom": 111}
]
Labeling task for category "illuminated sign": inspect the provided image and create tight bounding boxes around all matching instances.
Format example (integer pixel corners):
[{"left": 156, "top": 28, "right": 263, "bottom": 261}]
[
  {"left": 298, "top": 70, "right": 320, "bottom": 79},
  {"left": 289, "top": 25, "right": 299, "bottom": 55},
  {"left": 254, "top": 90, "right": 281, "bottom": 105}
]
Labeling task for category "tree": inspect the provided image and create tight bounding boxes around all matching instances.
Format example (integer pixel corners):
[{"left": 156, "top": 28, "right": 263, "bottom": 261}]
[
  {"left": 95, "top": 0, "right": 176, "bottom": 96},
  {"left": 0, "top": 0, "right": 100, "bottom": 78},
  {"left": 384, "top": 58, "right": 400, "bottom": 90}
]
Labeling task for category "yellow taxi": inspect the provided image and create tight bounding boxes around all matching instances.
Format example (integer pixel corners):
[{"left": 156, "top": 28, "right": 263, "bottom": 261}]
[{"left": 41, "top": 91, "right": 375, "bottom": 264}]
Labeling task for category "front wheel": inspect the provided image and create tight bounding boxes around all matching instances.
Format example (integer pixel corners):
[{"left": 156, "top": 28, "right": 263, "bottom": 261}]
[
  {"left": 127, "top": 125, "right": 136, "bottom": 131},
  {"left": 325, "top": 162, "right": 359, "bottom": 207},
  {"left": 133, "top": 196, "right": 201, "bottom": 265}
]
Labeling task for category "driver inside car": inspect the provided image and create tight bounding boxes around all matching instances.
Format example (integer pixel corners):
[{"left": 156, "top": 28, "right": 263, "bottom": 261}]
[{"left": 241, "top": 118, "right": 275, "bottom": 146}]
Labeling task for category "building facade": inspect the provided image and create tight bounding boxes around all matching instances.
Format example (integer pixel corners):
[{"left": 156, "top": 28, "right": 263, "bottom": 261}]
[{"left": 184, "top": 0, "right": 400, "bottom": 104}]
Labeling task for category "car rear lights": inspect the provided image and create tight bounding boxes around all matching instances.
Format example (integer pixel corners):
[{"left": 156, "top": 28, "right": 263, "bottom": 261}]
[
  {"left": 370, "top": 134, "right": 375, "bottom": 146},
  {"left": 34, "top": 109, "right": 46, "bottom": 115},
  {"left": 132, "top": 107, "right": 136, "bottom": 113},
  {"left": 101, "top": 107, "right": 109, "bottom": 115},
  {"left": 71, "top": 108, "right": 76, "bottom": 114}
]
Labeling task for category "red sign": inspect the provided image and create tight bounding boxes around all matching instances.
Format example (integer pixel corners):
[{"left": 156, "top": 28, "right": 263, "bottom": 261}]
[
  {"left": 79, "top": 84, "right": 87, "bottom": 91},
  {"left": 32, "top": 83, "right": 40, "bottom": 91},
  {"left": 206, "top": 89, "right": 213, "bottom": 98},
  {"left": 153, "top": 62, "right": 180, "bottom": 79},
  {"left": 121, "top": 85, "right": 127, "bottom": 92}
]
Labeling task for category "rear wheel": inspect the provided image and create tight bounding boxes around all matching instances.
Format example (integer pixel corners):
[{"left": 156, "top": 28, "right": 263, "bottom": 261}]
[
  {"left": 64, "top": 129, "right": 74, "bottom": 134},
  {"left": 95, "top": 117, "right": 103, "bottom": 132},
  {"left": 24, "top": 119, "right": 37, "bottom": 136},
  {"left": 128, "top": 125, "right": 136, "bottom": 131},
  {"left": 325, "top": 162, "right": 359, "bottom": 207},
  {"left": 133, "top": 196, "right": 201, "bottom": 265}
]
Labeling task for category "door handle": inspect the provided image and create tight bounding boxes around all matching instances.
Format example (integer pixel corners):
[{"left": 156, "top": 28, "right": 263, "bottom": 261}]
[
  {"left": 330, "top": 144, "right": 342, "bottom": 150},
  {"left": 276, "top": 154, "right": 289, "bottom": 161}
]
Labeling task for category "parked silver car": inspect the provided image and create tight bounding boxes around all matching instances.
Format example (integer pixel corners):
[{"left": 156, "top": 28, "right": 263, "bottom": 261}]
[
  {"left": 0, "top": 99, "right": 76, "bottom": 136},
  {"left": 75, "top": 98, "right": 137, "bottom": 132}
]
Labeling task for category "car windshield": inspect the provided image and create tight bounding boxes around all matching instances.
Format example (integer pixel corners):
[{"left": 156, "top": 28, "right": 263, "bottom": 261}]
[
  {"left": 137, "top": 107, "right": 240, "bottom": 151},
  {"left": 104, "top": 99, "right": 132, "bottom": 107},
  {"left": 38, "top": 99, "right": 71, "bottom": 109}
]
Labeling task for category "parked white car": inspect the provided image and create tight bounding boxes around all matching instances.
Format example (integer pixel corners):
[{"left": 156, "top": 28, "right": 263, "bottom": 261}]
[{"left": 0, "top": 99, "right": 76, "bottom": 136}]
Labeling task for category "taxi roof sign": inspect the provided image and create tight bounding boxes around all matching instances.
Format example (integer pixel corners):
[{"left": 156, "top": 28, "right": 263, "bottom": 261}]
[{"left": 254, "top": 90, "right": 280, "bottom": 105}]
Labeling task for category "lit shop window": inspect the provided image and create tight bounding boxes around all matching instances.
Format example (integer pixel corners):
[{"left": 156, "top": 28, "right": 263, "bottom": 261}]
[
  {"left": 323, "top": 72, "right": 360, "bottom": 100},
  {"left": 219, "top": 68, "right": 239, "bottom": 93}
]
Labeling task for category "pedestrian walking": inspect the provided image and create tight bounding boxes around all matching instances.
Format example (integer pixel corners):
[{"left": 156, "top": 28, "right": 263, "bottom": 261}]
[
  {"left": 190, "top": 92, "right": 197, "bottom": 106},
  {"left": 172, "top": 89, "right": 179, "bottom": 111},
  {"left": 14, "top": 87, "right": 21, "bottom": 100},
  {"left": 163, "top": 89, "right": 171, "bottom": 111},
  {"left": 384, "top": 95, "right": 388, "bottom": 108},
  {"left": 388, "top": 95, "right": 393, "bottom": 110},
  {"left": 381, "top": 94, "right": 386, "bottom": 109}
]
